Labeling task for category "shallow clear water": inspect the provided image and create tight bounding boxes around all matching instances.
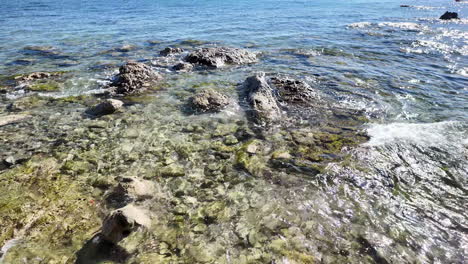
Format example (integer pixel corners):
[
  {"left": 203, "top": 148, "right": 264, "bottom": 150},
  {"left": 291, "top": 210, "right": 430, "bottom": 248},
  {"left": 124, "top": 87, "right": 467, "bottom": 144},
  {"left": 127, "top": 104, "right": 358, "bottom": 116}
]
[{"left": 0, "top": 0, "right": 467, "bottom": 263}]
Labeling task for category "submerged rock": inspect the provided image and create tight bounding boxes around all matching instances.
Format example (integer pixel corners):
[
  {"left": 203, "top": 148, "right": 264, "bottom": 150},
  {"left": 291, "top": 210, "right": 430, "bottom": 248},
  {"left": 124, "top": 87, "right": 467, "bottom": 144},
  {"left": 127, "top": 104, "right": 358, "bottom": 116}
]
[
  {"left": 101, "top": 204, "right": 151, "bottom": 244},
  {"left": 109, "top": 61, "right": 163, "bottom": 95},
  {"left": 21, "top": 45, "right": 59, "bottom": 56},
  {"left": 114, "top": 44, "right": 137, "bottom": 52},
  {"left": 270, "top": 76, "right": 316, "bottom": 104},
  {"left": 172, "top": 62, "right": 193, "bottom": 72},
  {"left": 86, "top": 99, "right": 124, "bottom": 116},
  {"left": 243, "top": 74, "right": 281, "bottom": 124},
  {"left": 440, "top": 12, "right": 458, "bottom": 20},
  {"left": 190, "top": 89, "right": 230, "bottom": 113},
  {"left": 160, "top": 47, "right": 184, "bottom": 56},
  {"left": 0, "top": 114, "right": 31, "bottom": 127},
  {"left": 185, "top": 47, "right": 257, "bottom": 68}
]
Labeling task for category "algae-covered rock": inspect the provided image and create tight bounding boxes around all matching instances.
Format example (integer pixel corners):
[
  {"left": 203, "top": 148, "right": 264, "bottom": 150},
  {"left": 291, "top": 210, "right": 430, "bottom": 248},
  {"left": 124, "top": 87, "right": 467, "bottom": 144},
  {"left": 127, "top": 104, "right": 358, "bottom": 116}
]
[
  {"left": 86, "top": 99, "right": 124, "bottom": 116},
  {"left": 7, "top": 95, "right": 48, "bottom": 111},
  {"left": 160, "top": 47, "right": 184, "bottom": 56},
  {"left": 160, "top": 164, "right": 186, "bottom": 177},
  {"left": 27, "top": 81, "right": 61, "bottom": 92},
  {"left": 0, "top": 114, "right": 31, "bottom": 127},
  {"left": 172, "top": 62, "right": 193, "bottom": 72},
  {"left": 101, "top": 204, "right": 151, "bottom": 244},
  {"left": 243, "top": 73, "right": 281, "bottom": 124}
]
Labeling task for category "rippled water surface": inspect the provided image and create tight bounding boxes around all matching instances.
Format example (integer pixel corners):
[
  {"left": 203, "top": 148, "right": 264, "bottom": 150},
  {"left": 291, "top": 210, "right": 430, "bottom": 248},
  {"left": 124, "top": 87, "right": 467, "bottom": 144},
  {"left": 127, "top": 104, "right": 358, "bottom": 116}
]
[{"left": 0, "top": 0, "right": 467, "bottom": 263}]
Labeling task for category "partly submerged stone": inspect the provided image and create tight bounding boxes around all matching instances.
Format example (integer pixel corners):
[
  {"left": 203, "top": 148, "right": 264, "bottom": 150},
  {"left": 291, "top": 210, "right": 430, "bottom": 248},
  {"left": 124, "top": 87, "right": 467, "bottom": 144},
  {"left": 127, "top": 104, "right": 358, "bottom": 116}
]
[
  {"left": 101, "top": 204, "right": 151, "bottom": 244},
  {"left": 86, "top": 99, "right": 124, "bottom": 116},
  {"left": 172, "top": 62, "right": 193, "bottom": 72},
  {"left": 21, "top": 45, "right": 59, "bottom": 56},
  {"left": 185, "top": 47, "right": 257, "bottom": 68},
  {"left": 0, "top": 114, "right": 31, "bottom": 127},
  {"left": 243, "top": 73, "right": 281, "bottom": 124},
  {"left": 109, "top": 61, "right": 163, "bottom": 95},
  {"left": 440, "top": 12, "right": 458, "bottom": 20},
  {"left": 114, "top": 44, "right": 137, "bottom": 52},
  {"left": 7, "top": 96, "right": 48, "bottom": 111},
  {"left": 190, "top": 89, "right": 230, "bottom": 113},
  {"left": 160, "top": 47, "right": 184, "bottom": 56},
  {"left": 270, "top": 76, "right": 316, "bottom": 104}
]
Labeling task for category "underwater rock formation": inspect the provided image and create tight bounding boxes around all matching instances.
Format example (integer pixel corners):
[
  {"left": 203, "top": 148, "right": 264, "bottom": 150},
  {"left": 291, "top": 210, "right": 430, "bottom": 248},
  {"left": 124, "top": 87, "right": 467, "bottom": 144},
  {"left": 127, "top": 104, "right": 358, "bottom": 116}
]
[
  {"left": 101, "top": 204, "right": 151, "bottom": 244},
  {"left": 190, "top": 89, "right": 230, "bottom": 113},
  {"left": 185, "top": 47, "right": 257, "bottom": 68},
  {"left": 86, "top": 99, "right": 124, "bottom": 116},
  {"left": 109, "top": 61, "right": 163, "bottom": 95}
]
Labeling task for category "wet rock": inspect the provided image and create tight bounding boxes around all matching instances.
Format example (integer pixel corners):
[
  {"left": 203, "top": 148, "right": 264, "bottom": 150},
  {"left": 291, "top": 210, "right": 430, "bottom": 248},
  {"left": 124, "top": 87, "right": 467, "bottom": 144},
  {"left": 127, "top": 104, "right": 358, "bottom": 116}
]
[
  {"left": 101, "top": 204, "right": 151, "bottom": 244},
  {"left": 160, "top": 47, "right": 184, "bottom": 56},
  {"left": 190, "top": 89, "right": 230, "bottom": 113},
  {"left": 160, "top": 164, "right": 185, "bottom": 177},
  {"left": 105, "top": 177, "right": 155, "bottom": 208},
  {"left": 0, "top": 114, "right": 31, "bottom": 127},
  {"left": 109, "top": 61, "right": 163, "bottom": 95},
  {"left": 7, "top": 96, "right": 48, "bottom": 111},
  {"left": 86, "top": 99, "right": 124, "bottom": 116},
  {"left": 270, "top": 76, "right": 316, "bottom": 104},
  {"left": 14, "top": 71, "right": 62, "bottom": 84},
  {"left": 114, "top": 44, "right": 137, "bottom": 52},
  {"left": 172, "top": 62, "right": 193, "bottom": 72},
  {"left": 440, "top": 12, "right": 458, "bottom": 20},
  {"left": 185, "top": 47, "right": 257, "bottom": 68},
  {"left": 22, "top": 45, "right": 59, "bottom": 56},
  {"left": 243, "top": 73, "right": 281, "bottom": 124}
]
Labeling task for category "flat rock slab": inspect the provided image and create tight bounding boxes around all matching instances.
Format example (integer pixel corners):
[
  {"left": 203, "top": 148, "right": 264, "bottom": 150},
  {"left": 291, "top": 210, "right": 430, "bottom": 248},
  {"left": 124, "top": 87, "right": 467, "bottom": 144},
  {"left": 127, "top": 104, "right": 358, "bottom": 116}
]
[{"left": 0, "top": 114, "right": 31, "bottom": 127}]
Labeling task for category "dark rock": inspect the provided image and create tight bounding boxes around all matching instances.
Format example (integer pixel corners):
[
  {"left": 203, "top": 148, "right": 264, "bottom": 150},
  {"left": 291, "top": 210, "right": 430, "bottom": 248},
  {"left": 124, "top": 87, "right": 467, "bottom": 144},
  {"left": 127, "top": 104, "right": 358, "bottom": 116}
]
[
  {"left": 243, "top": 73, "right": 281, "bottom": 124},
  {"left": 160, "top": 47, "right": 184, "bottom": 56},
  {"left": 172, "top": 62, "right": 193, "bottom": 72},
  {"left": 101, "top": 204, "right": 151, "bottom": 244},
  {"left": 22, "top": 45, "right": 59, "bottom": 56},
  {"left": 270, "top": 76, "right": 316, "bottom": 104},
  {"left": 185, "top": 47, "right": 257, "bottom": 68},
  {"left": 400, "top": 5, "right": 410, "bottom": 7},
  {"left": 440, "top": 12, "right": 459, "bottom": 20},
  {"left": 190, "top": 89, "right": 230, "bottom": 113},
  {"left": 86, "top": 99, "right": 123, "bottom": 116},
  {"left": 109, "top": 61, "right": 163, "bottom": 95},
  {"left": 114, "top": 45, "right": 137, "bottom": 52}
]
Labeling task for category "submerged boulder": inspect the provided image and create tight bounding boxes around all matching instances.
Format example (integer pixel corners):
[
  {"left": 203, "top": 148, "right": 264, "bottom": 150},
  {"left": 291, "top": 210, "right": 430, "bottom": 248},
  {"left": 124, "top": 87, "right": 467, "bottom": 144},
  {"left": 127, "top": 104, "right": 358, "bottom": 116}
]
[
  {"left": 0, "top": 114, "right": 31, "bottom": 127},
  {"left": 243, "top": 74, "right": 281, "bottom": 124},
  {"left": 270, "top": 76, "right": 316, "bottom": 104},
  {"left": 160, "top": 47, "right": 184, "bottom": 56},
  {"left": 86, "top": 99, "right": 123, "bottom": 116},
  {"left": 110, "top": 61, "right": 162, "bottom": 95},
  {"left": 185, "top": 47, "right": 257, "bottom": 68},
  {"left": 101, "top": 204, "right": 151, "bottom": 244},
  {"left": 172, "top": 62, "right": 193, "bottom": 72},
  {"left": 190, "top": 89, "right": 230, "bottom": 113},
  {"left": 440, "top": 12, "right": 458, "bottom": 20}
]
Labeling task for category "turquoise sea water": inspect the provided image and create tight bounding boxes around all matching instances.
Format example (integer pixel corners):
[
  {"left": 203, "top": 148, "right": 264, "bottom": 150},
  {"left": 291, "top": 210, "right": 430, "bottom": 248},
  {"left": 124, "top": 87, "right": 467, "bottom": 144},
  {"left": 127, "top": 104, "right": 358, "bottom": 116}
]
[{"left": 0, "top": 0, "right": 467, "bottom": 263}]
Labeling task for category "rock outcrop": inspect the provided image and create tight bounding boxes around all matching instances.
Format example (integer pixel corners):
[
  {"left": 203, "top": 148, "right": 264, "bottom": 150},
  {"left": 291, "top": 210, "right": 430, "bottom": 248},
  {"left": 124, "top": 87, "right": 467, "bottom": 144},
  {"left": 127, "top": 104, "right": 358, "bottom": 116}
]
[
  {"left": 86, "top": 99, "right": 124, "bottom": 116},
  {"left": 172, "top": 62, "right": 193, "bottom": 72},
  {"left": 110, "top": 61, "right": 162, "bottom": 95},
  {"left": 440, "top": 12, "right": 458, "bottom": 20},
  {"left": 101, "top": 204, "right": 151, "bottom": 244},
  {"left": 185, "top": 47, "right": 257, "bottom": 68},
  {"left": 190, "top": 89, "right": 230, "bottom": 113},
  {"left": 243, "top": 74, "right": 281, "bottom": 124},
  {"left": 270, "top": 76, "right": 317, "bottom": 104},
  {"left": 160, "top": 47, "right": 184, "bottom": 56}
]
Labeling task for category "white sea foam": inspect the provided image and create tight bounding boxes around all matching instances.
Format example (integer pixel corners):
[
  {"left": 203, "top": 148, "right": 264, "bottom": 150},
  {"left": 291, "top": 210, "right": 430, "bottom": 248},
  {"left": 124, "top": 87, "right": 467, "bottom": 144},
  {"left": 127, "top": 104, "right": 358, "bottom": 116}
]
[{"left": 365, "top": 121, "right": 467, "bottom": 146}]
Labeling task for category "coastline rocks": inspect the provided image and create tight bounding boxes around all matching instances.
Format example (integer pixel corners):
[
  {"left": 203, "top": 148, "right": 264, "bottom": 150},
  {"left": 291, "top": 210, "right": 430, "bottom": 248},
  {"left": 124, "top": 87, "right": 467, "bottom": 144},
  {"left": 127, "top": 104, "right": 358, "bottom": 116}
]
[
  {"left": 172, "top": 62, "right": 193, "bottom": 72},
  {"left": 160, "top": 47, "right": 184, "bottom": 56},
  {"left": 101, "top": 204, "right": 151, "bottom": 244},
  {"left": 243, "top": 74, "right": 281, "bottom": 124},
  {"left": 109, "top": 61, "right": 162, "bottom": 95},
  {"left": 185, "top": 47, "right": 257, "bottom": 68},
  {"left": 270, "top": 76, "right": 316, "bottom": 104},
  {"left": 440, "top": 12, "right": 458, "bottom": 20},
  {"left": 190, "top": 89, "right": 230, "bottom": 113},
  {"left": 86, "top": 99, "right": 123, "bottom": 116}
]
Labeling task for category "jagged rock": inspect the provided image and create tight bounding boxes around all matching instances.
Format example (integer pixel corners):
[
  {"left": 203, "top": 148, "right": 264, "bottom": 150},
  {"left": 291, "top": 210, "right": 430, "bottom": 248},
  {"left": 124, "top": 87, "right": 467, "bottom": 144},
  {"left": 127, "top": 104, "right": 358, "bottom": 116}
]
[
  {"left": 440, "top": 12, "right": 458, "bottom": 20},
  {"left": 101, "top": 204, "right": 151, "bottom": 244},
  {"left": 270, "top": 76, "right": 316, "bottom": 104},
  {"left": 110, "top": 61, "right": 162, "bottom": 95},
  {"left": 243, "top": 74, "right": 281, "bottom": 124},
  {"left": 160, "top": 47, "right": 184, "bottom": 56},
  {"left": 185, "top": 47, "right": 257, "bottom": 68},
  {"left": 190, "top": 89, "right": 229, "bottom": 112},
  {"left": 86, "top": 99, "right": 123, "bottom": 116},
  {"left": 0, "top": 114, "right": 31, "bottom": 127},
  {"left": 172, "top": 62, "right": 193, "bottom": 72}
]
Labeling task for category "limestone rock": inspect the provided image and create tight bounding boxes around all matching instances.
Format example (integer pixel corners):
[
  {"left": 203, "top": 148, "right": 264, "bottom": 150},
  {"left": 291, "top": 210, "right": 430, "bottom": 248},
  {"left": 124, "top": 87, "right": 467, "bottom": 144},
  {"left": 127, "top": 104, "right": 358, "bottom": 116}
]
[
  {"left": 101, "top": 204, "right": 151, "bottom": 244},
  {"left": 243, "top": 73, "right": 281, "bottom": 124},
  {"left": 172, "top": 62, "right": 193, "bottom": 72},
  {"left": 0, "top": 114, "right": 31, "bottom": 127},
  {"left": 185, "top": 47, "right": 257, "bottom": 68},
  {"left": 86, "top": 99, "right": 123, "bottom": 116},
  {"left": 160, "top": 47, "right": 184, "bottom": 56},
  {"left": 110, "top": 61, "right": 162, "bottom": 95},
  {"left": 190, "top": 89, "right": 229, "bottom": 113},
  {"left": 270, "top": 76, "right": 316, "bottom": 104}
]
